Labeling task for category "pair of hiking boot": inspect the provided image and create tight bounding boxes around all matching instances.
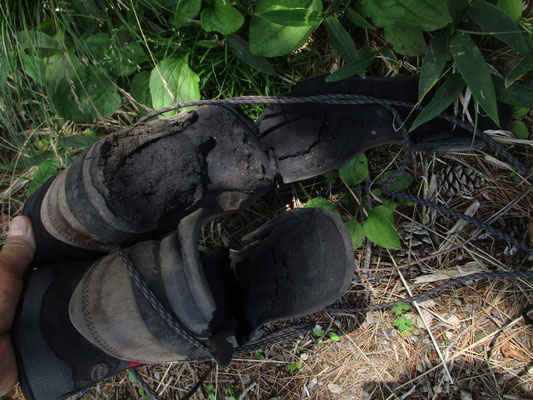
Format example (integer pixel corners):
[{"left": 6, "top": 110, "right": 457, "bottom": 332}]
[{"left": 13, "top": 75, "right": 508, "bottom": 400}]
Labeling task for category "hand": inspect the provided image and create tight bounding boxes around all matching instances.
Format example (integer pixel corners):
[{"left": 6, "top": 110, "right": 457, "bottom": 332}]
[{"left": 0, "top": 216, "right": 35, "bottom": 395}]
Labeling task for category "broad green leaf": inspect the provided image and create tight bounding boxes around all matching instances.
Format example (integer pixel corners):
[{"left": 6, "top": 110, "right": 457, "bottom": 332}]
[
  {"left": 345, "top": 219, "right": 364, "bottom": 249},
  {"left": 360, "top": 0, "right": 451, "bottom": 31},
  {"left": 505, "top": 48, "right": 533, "bottom": 87},
  {"left": 50, "top": 66, "right": 121, "bottom": 122},
  {"left": 324, "top": 16, "right": 358, "bottom": 61},
  {"left": 28, "top": 159, "right": 60, "bottom": 196},
  {"left": 304, "top": 197, "right": 339, "bottom": 215},
  {"left": 44, "top": 53, "right": 82, "bottom": 95},
  {"left": 16, "top": 30, "right": 58, "bottom": 49},
  {"left": 325, "top": 49, "right": 374, "bottom": 82},
  {"left": 512, "top": 106, "right": 529, "bottom": 118},
  {"left": 131, "top": 71, "right": 153, "bottom": 115},
  {"left": 410, "top": 73, "right": 465, "bottom": 131},
  {"left": 467, "top": 0, "right": 527, "bottom": 54},
  {"left": 450, "top": 32, "right": 499, "bottom": 125},
  {"left": 384, "top": 27, "right": 426, "bottom": 56},
  {"left": 19, "top": 52, "right": 47, "bottom": 85},
  {"left": 228, "top": 35, "right": 277, "bottom": 75},
  {"left": 323, "top": 171, "right": 338, "bottom": 184},
  {"left": 172, "top": 0, "right": 202, "bottom": 28},
  {"left": 363, "top": 205, "right": 401, "bottom": 249},
  {"left": 329, "top": 332, "right": 340, "bottom": 341},
  {"left": 57, "top": 135, "right": 99, "bottom": 149},
  {"left": 249, "top": 0, "right": 322, "bottom": 57},
  {"left": 512, "top": 120, "right": 529, "bottom": 138},
  {"left": 339, "top": 153, "right": 368, "bottom": 186},
  {"left": 255, "top": 9, "right": 322, "bottom": 26},
  {"left": 312, "top": 328, "right": 324, "bottom": 336},
  {"left": 377, "top": 171, "right": 414, "bottom": 192},
  {"left": 447, "top": 0, "right": 470, "bottom": 23},
  {"left": 345, "top": 8, "right": 375, "bottom": 30},
  {"left": 493, "top": 75, "right": 533, "bottom": 108},
  {"left": 149, "top": 57, "right": 200, "bottom": 116},
  {"left": 201, "top": 0, "right": 244, "bottom": 35},
  {"left": 419, "top": 30, "right": 449, "bottom": 101},
  {"left": 497, "top": 0, "right": 523, "bottom": 24},
  {"left": 86, "top": 34, "right": 147, "bottom": 77}
]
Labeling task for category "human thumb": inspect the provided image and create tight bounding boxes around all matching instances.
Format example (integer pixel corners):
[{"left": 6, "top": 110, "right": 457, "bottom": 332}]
[{"left": 1, "top": 216, "right": 36, "bottom": 277}]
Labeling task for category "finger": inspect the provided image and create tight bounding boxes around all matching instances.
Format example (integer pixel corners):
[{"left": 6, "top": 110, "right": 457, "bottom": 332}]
[
  {"left": 0, "top": 216, "right": 36, "bottom": 333},
  {"left": 0, "top": 333, "right": 17, "bottom": 395}
]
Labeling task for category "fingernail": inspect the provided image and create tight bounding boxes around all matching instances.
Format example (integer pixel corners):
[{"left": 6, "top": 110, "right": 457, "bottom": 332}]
[{"left": 8, "top": 216, "right": 29, "bottom": 237}]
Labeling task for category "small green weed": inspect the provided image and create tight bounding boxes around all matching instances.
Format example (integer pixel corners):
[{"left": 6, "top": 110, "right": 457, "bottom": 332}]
[
  {"left": 392, "top": 302, "right": 414, "bottom": 337},
  {"left": 286, "top": 362, "right": 303, "bottom": 372}
]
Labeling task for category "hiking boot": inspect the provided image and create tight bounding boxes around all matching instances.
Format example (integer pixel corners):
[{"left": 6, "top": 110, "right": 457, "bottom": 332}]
[
  {"left": 257, "top": 74, "right": 512, "bottom": 182},
  {"left": 24, "top": 105, "right": 278, "bottom": 265},
  {"left": 13, "top": 207, "right": 354, "bottom": 400}
]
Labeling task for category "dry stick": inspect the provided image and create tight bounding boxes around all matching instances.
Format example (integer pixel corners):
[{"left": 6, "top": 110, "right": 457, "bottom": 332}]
[{"left": 389, "top": 251, "right": 455, "bottom": 384}]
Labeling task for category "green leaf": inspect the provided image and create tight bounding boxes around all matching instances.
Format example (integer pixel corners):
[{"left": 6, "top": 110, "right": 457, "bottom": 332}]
[
  {"left": 287, "top": 362, "right": 303, "bottom": 371},
  {"left": 339, "top": 153, "right": 369, "bottom": 186},
  {"left": 497, "top": 0, "right": 523, "bottom": 24},
  {"left": 360, "top": 0, "right": 452, "bottom": 31},
  {"left": 467, "top": 0, "right": 527, "bottom": 54},
  {"left": 323, "top": 171, "right": 338, "bottom": 184},
  {"left": 86, "top": 34, "right": 147, "bottom": 77},
  {"left": 410, "top": 73, "right": 465, "bottom": 131},
  {"left": 44, "top": 53, "right": 82, "bottom": 95},
  {"left": 377, "top": 171, "right": 414, "bottom": 191},
  {"left": 384, "top": 27, "right": 426, "bottom": 56},
  {"left": 249, "top": 0, "right": 322, "bottom": 57},
  {"left": 493, "top": 75, "right": 533, "bottom": 108},
  {"left": 512, "top": 120, "right": 529, "bottom": 138},
  {"left": 504, "top": 48, "right": 533, "bottom": 88},
  {"left": 447, "top": 0, "right": 470, "bottom": 23},
  {"left": 345, "top": 219, "right": 364, "bottom": 250},
  {"left": 363, "top": 205, "right": 401, "bottom": 249},
  {"left": 57, "top": 135, "right": 99, "bottom": 149},
  {"left": 304, "top": 197, "right": 339, "bottom": 215},
  {"left": 323, "top": 16, "right": 358, "bottom": 61},
  {"left": 172, "top": 0, "right": 202, "bottom": 28},
  {"left": 149, "top": 57, "right": 200, "bottom": 116},
  {"left": 325, "top": 50, "right": 374, "bottom": 82},
  {"left": 345, "top": 8, "right": 375, "bottom": 30},
  {"left": 512, "top": 106, "right": 529, "bottom": 118},
  {"left": 255, "top": 9, "right": 322, "bottom": 26},
  {"left": 419, "top": 30, "right": 449, "bottom": 101},
  {"left": 28, "top": 159, "right": 60, "bottom": 196},
  {"left": 195, "top": 40, "right": 222, "bottom": 48},
  {"left": 312, "top": 328, "right": 325, "bottom": 336},
  {"left": 128, "top": 371, "right": 138, "bottom": 383},
  {"left": 19, "top": 52, "right": 47, "bottom": 85},
  {"left": 228, "top": 35, "right": 277, "bottom": 75},
  {"left": 329, "top": 331, "right": 340, "bottom": 341},
  {"left": 392, "top": 302, "right": 411, "bottom": 316},
  {"left": 0, "top": 54, "right": 7, "bottom": 91},
  {"left": 50, "top": 66, "right": 121, "bottom": 123},
  {"left": 16, "top": 30, "right": 58, "bottom": 50},
  {"left": 450, "top": 32, "right": 499, "bottom": 125},
  {"left": 131, "top": 71, "right": 153, "bottom": 115},
  {"left": 201, "top": 0, "right": 244, "bottom": 35}
]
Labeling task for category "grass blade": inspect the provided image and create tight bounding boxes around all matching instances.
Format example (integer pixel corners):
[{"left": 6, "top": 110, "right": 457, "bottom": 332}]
[
  {"left": 504, "top": 48, "right": 533, "bottom": 87},
  {"left": 410, "top": 73, "right": 465, "bottom": 131},
  {"left": 450, "top": 32, "right": 499, "bottom": 125},
  {"left": 419, "top": 29, "right": 449, "bottom": 101},
  {"left": 323, "top": 16, "right": 359, "bottom": 61},
  {"left": 467, "top": 0, "right": 527, "bottom": 54}
]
